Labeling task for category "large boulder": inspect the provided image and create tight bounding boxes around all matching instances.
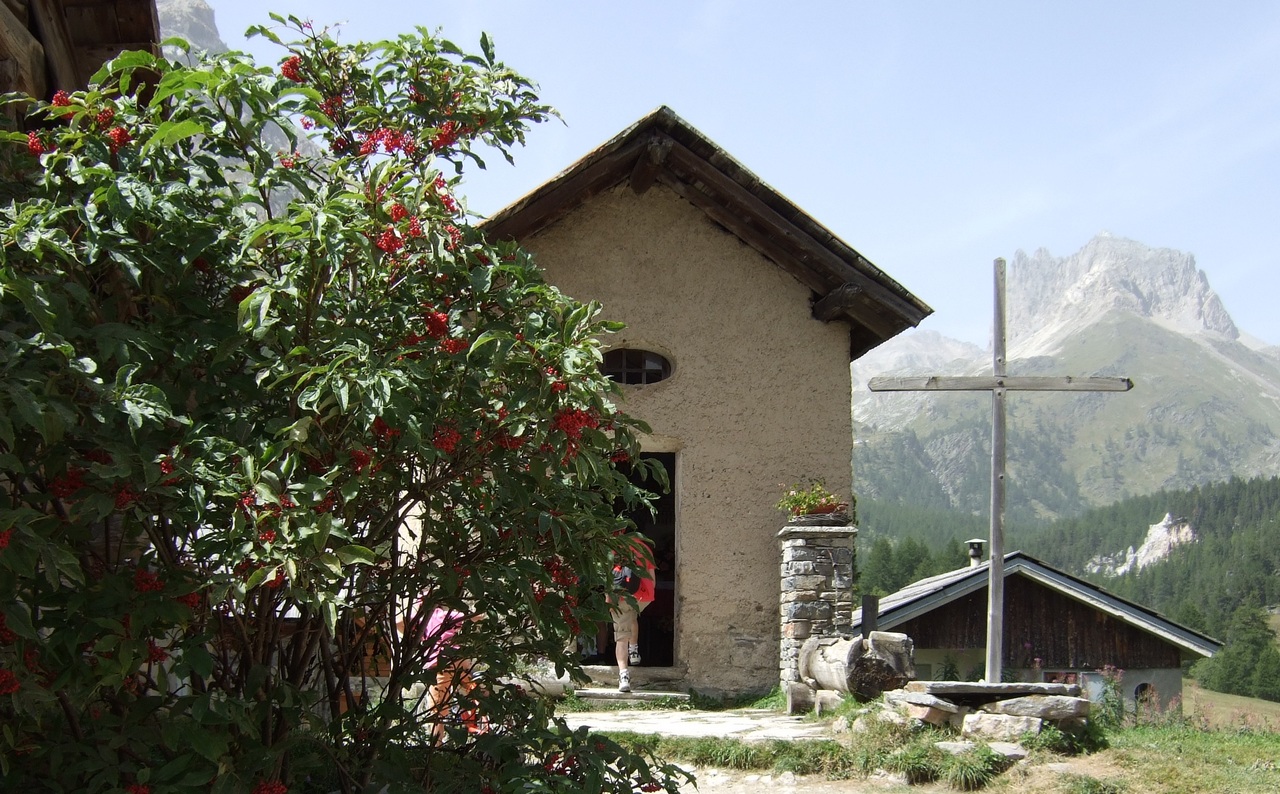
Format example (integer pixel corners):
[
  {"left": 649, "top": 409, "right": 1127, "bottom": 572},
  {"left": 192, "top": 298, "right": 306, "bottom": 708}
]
[{"left": 962, "top": 713, "right": 1043, "bottom": 742}]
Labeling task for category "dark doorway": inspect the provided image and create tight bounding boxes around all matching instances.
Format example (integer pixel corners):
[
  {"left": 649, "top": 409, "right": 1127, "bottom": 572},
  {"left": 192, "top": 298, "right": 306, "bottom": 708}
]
[
  {"left": 628, "top": 453, "right": 676, "bottom": 667},
  {"left": 582, "top": 453, "right": 677, "bottom": 668}
]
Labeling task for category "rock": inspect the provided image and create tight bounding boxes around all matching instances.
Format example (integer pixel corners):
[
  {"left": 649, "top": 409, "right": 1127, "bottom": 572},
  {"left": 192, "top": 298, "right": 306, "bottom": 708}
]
[
  {"left": 904, "top": 703, "right": 953, "bottom": 726},
  {"left": 982, "top": 695, "right": 1090, "bottom": 720},
  {"left": 962, "top": 712, "right": 1042, "bottom": 742},
  {"left": 831, "top": 715, "right": 851, "bottom": 733},
  {"left": 885, "top": 689, "right": 962, "bottom": 712},
  {"left": 987, "top": 742, "right": 1028, "bottom": 760},
  {"left": 935, "top": 740, "right": 976, "bottom": 755}
]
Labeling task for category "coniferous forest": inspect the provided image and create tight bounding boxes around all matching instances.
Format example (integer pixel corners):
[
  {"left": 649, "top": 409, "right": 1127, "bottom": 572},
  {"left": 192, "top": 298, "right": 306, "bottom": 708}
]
[{"left": 856, "top": 475, "right": 1280, "bottom": 701}]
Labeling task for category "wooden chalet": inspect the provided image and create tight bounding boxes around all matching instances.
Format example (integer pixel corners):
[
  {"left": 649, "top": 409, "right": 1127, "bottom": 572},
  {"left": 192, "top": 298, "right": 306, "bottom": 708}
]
[{"left": 854, "top": 551, "right": 1221, "bottom": 709}]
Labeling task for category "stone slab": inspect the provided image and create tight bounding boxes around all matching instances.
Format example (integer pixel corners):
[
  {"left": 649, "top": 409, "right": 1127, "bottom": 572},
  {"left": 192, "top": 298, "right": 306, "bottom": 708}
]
[
  {"left": 982, "top": 695, "right": 1091, "bottom": 720},
  {"left": 907, "top": 681, "right": 1082, "bottom": 697}
]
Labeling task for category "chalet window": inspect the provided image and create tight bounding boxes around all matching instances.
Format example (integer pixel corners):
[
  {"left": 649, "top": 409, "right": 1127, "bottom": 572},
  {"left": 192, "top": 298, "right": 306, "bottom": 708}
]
[{"left": 601, "top": 348, "right": 672, "bottom": 385}]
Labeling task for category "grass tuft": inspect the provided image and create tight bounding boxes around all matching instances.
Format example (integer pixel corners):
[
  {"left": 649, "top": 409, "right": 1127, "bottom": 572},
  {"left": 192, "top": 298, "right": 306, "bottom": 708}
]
[{"left": 1061, "top": 773, "right": 1128, "bottom": 794}]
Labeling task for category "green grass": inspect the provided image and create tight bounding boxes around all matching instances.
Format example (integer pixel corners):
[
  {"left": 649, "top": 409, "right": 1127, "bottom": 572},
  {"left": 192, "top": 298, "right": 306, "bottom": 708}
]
[{"left": 1101, "top": 724, "right": 1280, "bottom": 793}]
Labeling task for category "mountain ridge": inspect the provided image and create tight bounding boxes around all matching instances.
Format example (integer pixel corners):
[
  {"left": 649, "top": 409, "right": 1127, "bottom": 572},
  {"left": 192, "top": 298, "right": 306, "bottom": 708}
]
[{"left": 855, "top": 234, "right": 1280, "bottom": 519}]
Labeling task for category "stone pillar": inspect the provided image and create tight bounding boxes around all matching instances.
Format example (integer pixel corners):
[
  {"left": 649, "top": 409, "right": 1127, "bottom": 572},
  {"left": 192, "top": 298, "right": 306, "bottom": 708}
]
[{"left": 778, "top": 521, "right": 856, "bottom": 687}]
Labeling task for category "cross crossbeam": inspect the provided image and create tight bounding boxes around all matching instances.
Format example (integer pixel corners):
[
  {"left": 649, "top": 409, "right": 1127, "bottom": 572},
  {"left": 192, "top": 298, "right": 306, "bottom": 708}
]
[{"left": 867, "top": 258, "right": 1133, "bottom": 682}]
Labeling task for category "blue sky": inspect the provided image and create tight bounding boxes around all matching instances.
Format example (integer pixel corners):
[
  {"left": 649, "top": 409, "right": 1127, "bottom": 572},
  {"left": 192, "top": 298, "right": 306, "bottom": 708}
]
[{"left": 208, "top": 1, "right": 1280, "bottom": 346}]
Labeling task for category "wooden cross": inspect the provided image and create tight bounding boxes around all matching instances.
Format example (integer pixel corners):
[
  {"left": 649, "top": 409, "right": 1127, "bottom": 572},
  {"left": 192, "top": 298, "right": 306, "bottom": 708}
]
[{"left": 867, "top": 258, "right": 1133, "bottom": 682}]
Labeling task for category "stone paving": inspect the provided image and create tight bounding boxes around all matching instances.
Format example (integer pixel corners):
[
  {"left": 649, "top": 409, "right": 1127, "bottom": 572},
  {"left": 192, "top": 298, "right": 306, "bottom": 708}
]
[{"left": 561, "top": 705, "right": 834, "bottom": 742}]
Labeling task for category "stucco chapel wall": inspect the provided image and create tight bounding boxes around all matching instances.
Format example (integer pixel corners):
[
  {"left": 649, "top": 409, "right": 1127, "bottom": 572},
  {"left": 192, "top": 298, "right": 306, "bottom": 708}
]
[{"left": 524, "top": 184, "right": 852, "bottom": 693}]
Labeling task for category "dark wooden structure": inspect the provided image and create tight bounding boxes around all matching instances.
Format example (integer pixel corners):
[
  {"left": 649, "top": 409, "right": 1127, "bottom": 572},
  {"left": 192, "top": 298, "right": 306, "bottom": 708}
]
[
  {"left": 852, "top": 551, "right": 1219, "bottom": 681},
  {"left": 484, "top": 106, "right": 933, "bottom": 360},
  {"left": 1, "top": 0, "right": 159, "bottom": 114}
]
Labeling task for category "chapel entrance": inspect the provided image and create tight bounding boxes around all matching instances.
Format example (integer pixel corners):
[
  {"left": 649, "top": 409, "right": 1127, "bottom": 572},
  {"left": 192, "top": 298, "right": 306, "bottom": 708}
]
[{"left": 628, "top": 452, "right": 676, "bottom": 667}]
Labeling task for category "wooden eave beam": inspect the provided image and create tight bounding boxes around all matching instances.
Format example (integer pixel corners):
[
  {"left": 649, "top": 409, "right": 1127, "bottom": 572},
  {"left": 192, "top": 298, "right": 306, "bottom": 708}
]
[
  {"left": 629, "top": 133, "right": 672, "bottom": 195},
  {"left": 0, "top": 1, "right": 46, "bottom": 99},
  {"left": 484, "top": 137, "right": 648, "bottom": 241},
  {"left": 661, "top": 139, "right": 929, "bottom": 330},
  {"left": 30, "top": 0, "right": 81, "bottom": 90}
]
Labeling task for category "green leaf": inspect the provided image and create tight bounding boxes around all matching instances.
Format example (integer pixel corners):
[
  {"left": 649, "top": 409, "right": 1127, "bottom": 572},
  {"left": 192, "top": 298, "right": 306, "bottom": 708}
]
[
  {"left": 335, "top": 544, "right": 376, "bottom": 566},
  {"left": 183, "top": 646, "right": 215, "bottom": 678},
  {"left": 144, "top": 119, "right": 207, "bottom": 153},
  {"left": 245, "top": 565, "right": 275, "bottom": 591}
]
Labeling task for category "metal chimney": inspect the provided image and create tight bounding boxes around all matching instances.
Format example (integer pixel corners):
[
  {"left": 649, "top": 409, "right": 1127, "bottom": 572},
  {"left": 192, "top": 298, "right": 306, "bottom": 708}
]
[{"left": 966, "top": 538, "right": 986, "bottom": 568}]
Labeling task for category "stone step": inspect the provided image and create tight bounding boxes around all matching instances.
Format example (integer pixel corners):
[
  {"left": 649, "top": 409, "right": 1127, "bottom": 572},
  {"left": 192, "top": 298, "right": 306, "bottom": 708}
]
[{"left": 575, "top": 687, "right": 690, "bottom": 705}]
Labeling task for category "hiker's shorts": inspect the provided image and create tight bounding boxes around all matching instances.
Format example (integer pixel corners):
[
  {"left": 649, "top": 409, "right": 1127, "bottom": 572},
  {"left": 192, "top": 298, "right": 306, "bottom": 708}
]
[{"left": 611, "top": 599, "right": 649, "bottom": 643}]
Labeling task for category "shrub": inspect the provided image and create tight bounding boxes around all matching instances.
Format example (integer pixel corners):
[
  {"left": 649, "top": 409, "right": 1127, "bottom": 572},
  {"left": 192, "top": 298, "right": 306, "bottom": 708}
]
[
  {"left": 0, "top": 15, "right": 683, "bottom": 793},
  {"left": 942, "top": 743, "right": 1009, "bottom": 790},
  {"left": 885, "top": 741, "right": 945, "bottom": 784}
]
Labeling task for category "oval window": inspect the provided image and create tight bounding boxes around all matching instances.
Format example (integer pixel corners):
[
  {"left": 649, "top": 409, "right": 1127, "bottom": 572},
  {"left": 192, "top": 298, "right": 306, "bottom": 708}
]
[{"left": 602, "top": 348, "right": 672, "bottom": 385}]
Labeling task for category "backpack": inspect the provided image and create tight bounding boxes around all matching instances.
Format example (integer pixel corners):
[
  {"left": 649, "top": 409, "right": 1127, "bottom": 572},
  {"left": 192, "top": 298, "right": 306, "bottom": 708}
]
[{"left": 613, "top": 565, "right": 642, "bottom": 595}]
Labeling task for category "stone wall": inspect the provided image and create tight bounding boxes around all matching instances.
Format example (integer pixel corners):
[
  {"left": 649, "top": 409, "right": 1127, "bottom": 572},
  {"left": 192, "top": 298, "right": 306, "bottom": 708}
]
[{"left": 778, "top": 523, "right": 856, "bottom": 686}]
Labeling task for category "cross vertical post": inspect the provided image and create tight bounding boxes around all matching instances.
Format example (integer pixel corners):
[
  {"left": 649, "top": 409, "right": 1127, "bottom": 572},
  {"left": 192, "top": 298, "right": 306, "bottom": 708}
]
[
  {"left": 987, "top": 259, "right": 1007, "bottom": 683},
  {"left": 867, "top": 258, "right": 1133, "bottom": 682}
]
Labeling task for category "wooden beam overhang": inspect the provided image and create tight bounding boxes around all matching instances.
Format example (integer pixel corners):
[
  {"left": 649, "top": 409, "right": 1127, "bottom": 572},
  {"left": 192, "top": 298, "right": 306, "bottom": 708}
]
[
  {"left": 483, "top": 107, "right": 933, "bottom": 360},
  {"left": 2, "top": 0, "right": 159, "bottom": 104},
  {"left": 0, "top": 1, "right": 45, "bottom": 100}
]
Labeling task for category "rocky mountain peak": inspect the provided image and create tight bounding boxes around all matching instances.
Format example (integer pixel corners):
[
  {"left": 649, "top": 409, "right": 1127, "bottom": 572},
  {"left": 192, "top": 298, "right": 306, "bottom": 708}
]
[
  {"left": 1007, "top": 234, "right": 1238, "bottom": 352},
  {"left": 157, "top": 0, "right": 228, "bottom": 55}
]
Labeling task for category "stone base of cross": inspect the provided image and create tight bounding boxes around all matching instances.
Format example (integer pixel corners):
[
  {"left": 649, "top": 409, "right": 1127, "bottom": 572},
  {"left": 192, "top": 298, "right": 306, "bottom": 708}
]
[{"left": 867, "top": 258, "right": 1132, "bottom": 682}]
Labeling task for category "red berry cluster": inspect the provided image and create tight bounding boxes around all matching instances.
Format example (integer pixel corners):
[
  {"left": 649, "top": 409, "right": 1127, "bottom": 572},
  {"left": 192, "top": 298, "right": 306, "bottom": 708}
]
[
  {"left": 106, "top": 127, "right": 132, "bottom": 153},
  {"left": 441, "top": 337, "right": 467, "bottom": 355},
  {"left": 371, "top": 416, "right": 401, "bottom": 444},
  {"left": 0, "top": 528, "right": 10, "bottom": 551},
  {"left": 280, "top": 55, "right": 304, "bottom": 82},
  {"left": 388, "top": 202, "right": 409, "bottom": 222},
  {"left": 433, "top": 425, "right": 462, "bottom": 454},
  {"left": 125, "top": 785, "right": 151, "bottom": 794},
  {"left": 0, "top": 613, "right": 16, "bottom": 644},
  {"left": 443, "top": 224, "right": 462, "bottom": 251},
  {"left": 542, "top": 556, "right": 579, "bottom": 588},
  {"left": 552, "top": 408, "right": 599, "bottom": 440},
  {"left": 0, "top": 668, "right": 19, "bottom": 695},
  {"left": 423, "top": 309, "right": 449, "bottom": 339},
  {"left": 96, "top": 107, "right": 115, "bottom": 128},
  {"left": 134, "top": 569, "right": 165, "bottom": 593},
  {"left": 51, "top": 90, "right": 71, "bottom": 107},
  {"left": 114, "top": 484, "right": 138, "bottom": 509},
  {"left": 175, "top": 592, "right": 201, "bottom": 610},
  {"left": 252, "top": 781, "right": 288, "bottom": 794},
  {"left": 49, "top": 467, "right": 86, "bottom": 499},
  {"left": 375, "top": 226, "right": 403, "bottom": 253},
  {"left": 26, "top": 131, "right": 48, "bottom": 156},
  {"left": 432, "top": 120, "right": 460, "bottom": 151},
  {"left": 350, "top": 448, "right": 373, "bottom": 473},
  {"left": 358, "top": 127, "right": 416, "bottom": 157},
  {"left": 145, "top": 639, "right": 169, "bottom": 663},
  {"left": 434, "top": 175, "right": 459, "bottom": 214}
]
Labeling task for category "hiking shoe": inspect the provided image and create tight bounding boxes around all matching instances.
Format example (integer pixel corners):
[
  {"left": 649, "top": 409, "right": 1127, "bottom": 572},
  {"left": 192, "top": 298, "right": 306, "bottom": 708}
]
[
  {"left": 628, "top": 645, "right": 641, "bottom": 666},
  {"left": 618, "top": 670, "right": 631, "bottom": 693}
]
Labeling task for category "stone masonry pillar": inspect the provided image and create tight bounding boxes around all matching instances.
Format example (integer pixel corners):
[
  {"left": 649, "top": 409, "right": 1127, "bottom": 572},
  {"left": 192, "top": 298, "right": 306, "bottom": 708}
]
[{"left": 778, "top": 522, "right": 856, "bottom": 687}]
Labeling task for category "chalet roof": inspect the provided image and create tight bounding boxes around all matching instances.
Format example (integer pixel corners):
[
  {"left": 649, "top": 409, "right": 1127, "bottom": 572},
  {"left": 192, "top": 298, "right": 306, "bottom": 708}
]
[
  {"left": 1, "top": 0, "right": 159, "bottom": 101},
  {"left": 483, "top": 106, "right": 933, "bottom": 360},
  {"left": 852, "top": 551, "right": 1221, "bottom": 659}
]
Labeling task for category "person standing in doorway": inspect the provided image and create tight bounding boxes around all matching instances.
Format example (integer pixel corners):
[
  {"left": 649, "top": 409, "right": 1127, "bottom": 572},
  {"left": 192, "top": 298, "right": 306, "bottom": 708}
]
[{"left": 612, "top": 534, "right": 655, "bottom": 693}]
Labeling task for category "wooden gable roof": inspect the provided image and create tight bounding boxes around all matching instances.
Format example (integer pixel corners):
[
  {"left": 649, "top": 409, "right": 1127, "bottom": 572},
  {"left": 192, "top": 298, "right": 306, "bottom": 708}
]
[
  {"left": 1, "top": 0, "right": 159, "bottom": 101},
  {"left": 852, "top": 551, "right": 1221, "bottom": 662},
  {"left": 483, "top": 106, "right": 933, "bottom": 360}
]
